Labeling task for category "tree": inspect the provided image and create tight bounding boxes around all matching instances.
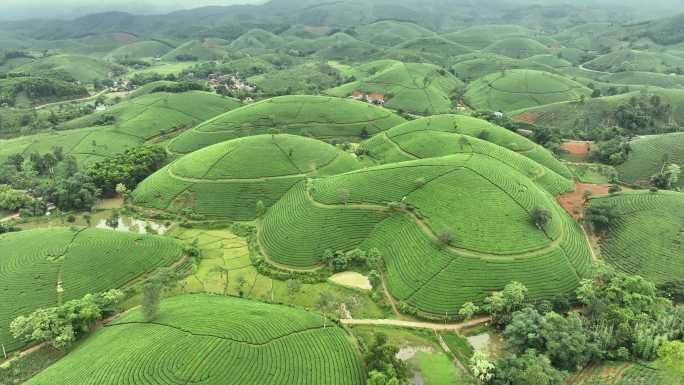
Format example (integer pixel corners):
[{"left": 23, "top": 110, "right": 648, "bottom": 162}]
[
  {"left": 470, "top": 351, "right": 495, "bottom": 383},
  {"left": 142, "top": 280, "right": 162, "bottom": 322},
  {"left": 656, "top": 341, "right": 684, "bottom": 385},
  {"left": 490, "top": 350, "right": 565, "bottom": 385},
  {"left": 458, "top": 302, "right": 480, "bottom": 321},
  {"left": 255, "top": 200, "right": 266, "bottom": 218},
  {"left": 531, "top": 208, "right": 552, "bottom": 230}
]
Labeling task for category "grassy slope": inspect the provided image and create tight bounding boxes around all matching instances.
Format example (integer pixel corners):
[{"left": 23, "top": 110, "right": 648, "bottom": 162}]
[
  {"left": 133, "top": 134, "right": 360, "bottom": 220},
  {"left": 0, "top": 227, "right": 184, "bottom": 351},
  {"left": 25, "top": 294, "right": 365, "bottom": 385},
  {"left": 167, "top": 95, "right": 405, "bottom": 155},
  {"left": 589, "top": 190, "right": 684, "bottom": 284},
  {"left": 464, "top": 69, "right": 591, "bottom": 112},
  {"left": 259, "top": 155, "right": 592, "bottom": 315}
]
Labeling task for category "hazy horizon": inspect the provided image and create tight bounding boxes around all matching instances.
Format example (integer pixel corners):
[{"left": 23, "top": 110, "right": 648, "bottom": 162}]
[{"left": 0, "top": 0, "right": 267, "bottom": 21}]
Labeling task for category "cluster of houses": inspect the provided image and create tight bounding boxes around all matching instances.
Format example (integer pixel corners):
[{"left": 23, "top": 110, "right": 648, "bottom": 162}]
[
  {"left": 351, "top": 91, "right": 385, "bottom": 105},
  {"left": 207, "top": 73, "right": 256, "bottom": 94}
]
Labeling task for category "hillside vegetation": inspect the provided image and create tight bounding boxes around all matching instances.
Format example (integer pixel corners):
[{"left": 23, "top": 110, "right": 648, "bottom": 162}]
[
  {"left": 0, "top": 227, "right": 184, "bottom": 351},
  {"left": 25, "top": 294, "right": 365, "bottom": 385},
  {"left": 589, "top": 191, "right": 684, "bottom": 284},
  {"left": 259, "top": 154, "right": 592, "bottom": 316},
  {"left": 134, "top": 134, "right": 360, "bottom": 220},
  {"left": 167, "top": 95, "right": 404, "bottom": 155},
  {"left": 464, "top": 69, "right": 591, "bottom": 112}
]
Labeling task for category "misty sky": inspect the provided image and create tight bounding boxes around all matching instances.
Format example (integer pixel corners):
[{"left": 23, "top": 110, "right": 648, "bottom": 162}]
[{"left": 0, "top": 0, "right": 266, "bottom": 21}]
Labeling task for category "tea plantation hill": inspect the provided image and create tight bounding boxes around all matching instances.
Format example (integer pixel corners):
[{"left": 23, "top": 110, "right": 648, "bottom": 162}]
[
  {"left": 25, "top": 294, "right": 365, "bottom": 385},
  {"left": 464, "top": 69, "right": 591, "bottom": 112},
  {"left": 259, "top": 154, "right": 593, "bottom": 317},
  {"left": 588, "top": 191, "right": 684, "bottom": 284},
  {"left": 0, "top": 227, "right": 185, "bottom": 351},
  {"left": 616, "top": 133, "right": 684, "bottom": 189},
  {"left": 360, "top": 114, "right": 573, "bottom": 181},
  {"left": 510, "top": 89, "right": 684, "bottom": 136},
  {"left": 327, "top": 60, "right": 464, "bottom": 115},
  {"left": 106, "top": 40, "right": 174, "bottom": 60},
  {"left": 133, "top": 134, "right": 361, "bottom": 220},
  {"left": 167, "top": 95, "right": 405, "bottom": 155},
  {"left": 12, "top": 54, "right": 125, "bottom": 83},
  {"left": 0, "top": 91, "right": 240, "bottom": 165}
]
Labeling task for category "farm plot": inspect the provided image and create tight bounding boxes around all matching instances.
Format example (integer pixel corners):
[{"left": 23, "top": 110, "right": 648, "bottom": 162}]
[
  {"left": 464, "top": 69, "right": 591, "bottom": 112},
  {"left": 25, "top": 295, "right": 366, "bottom": 385},
  {"left": 167, "top": 95, "right": 405, "bottom": 155},
  {"left": 259, "top": 155, "right": 592, "bottom": 315},
  {"left": 0, "top": 227, "right": 184, "bottom": 351},
  {"left": 588, "top": 191, "right": 684, "bottom": 284},
  {"left": 361, "top": 114, "right": 572, "bottom": 179},
  {"left": 133, "top": 134, "right": 360, "bottom": 220}
]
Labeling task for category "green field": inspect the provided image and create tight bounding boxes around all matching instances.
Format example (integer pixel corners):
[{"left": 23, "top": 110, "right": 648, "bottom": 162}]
[
  {"left": 25, "top": 294, "right": 365, "bottom": 385},
  {"left": 0, "top": 227, "right": 184, "bottom": 351},
  {"left": 464, "top": 69, "right": 591, "bottom": 112},
  {"left": 361, "top": 114, "right": 572, "bottom": 180},
  {"left": 482, "top": 37, "right": 552, "bottom": 59},
  {"left": 13, "top": 54, "right": 124, "bottom": 83},
  {"left": 167, "top": 95, "right": 405, "bottom": 155},
  {"left": 0, "top": 91, "right": 240, "bottom": 165},
  {"left": 589, "top": 191, "right": 684, "bottom": 284},
  {"left": 134, "top": 134, "right": 360, "bottom": 220},
  {"left": 326, "top": 60, "right": 463, "bottom": 115},
  {"left": 259, "top": 154, "right": 592, "bottom": 315},
  {"left": 616, "top": 132, "right": 684, "bottom": 188}
]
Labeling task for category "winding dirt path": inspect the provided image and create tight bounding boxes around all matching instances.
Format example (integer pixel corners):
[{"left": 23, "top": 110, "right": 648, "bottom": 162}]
[{"left": 341, "top": 316, "right": 490, "bottom": 332}]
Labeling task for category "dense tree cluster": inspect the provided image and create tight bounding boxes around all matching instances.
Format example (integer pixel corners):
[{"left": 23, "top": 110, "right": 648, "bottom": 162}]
[
  {"left": 87, "top": 145, "right": 168, "bottom": 197},
  {"left": 10, "top": 290, "right": 124, "bottom": 349}
]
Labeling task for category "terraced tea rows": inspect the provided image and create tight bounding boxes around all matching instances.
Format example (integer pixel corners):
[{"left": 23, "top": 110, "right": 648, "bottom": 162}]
[
  {"left": 0, "top": 227, "right": 184, "bottom": 351},
  {"left": 259, "top": 155, "right": 592, "bottom": 314},
  {"left": 589, "top": 191, "right": 684, "bottom": 284},
  {"left": 361, "top": 114, "right": 573, "bottom": 180},
  {"left": 168, "top": 95, "right": 405, "bottom": 155},
  {"left": 464, "top": 69, "right": 591, "bottom": 112},
  {"left": 133, "top": 134, "right": 360, "bottom": 220},
  {"left": 25, "top": 295, "right": 365, "bottom": 385}
]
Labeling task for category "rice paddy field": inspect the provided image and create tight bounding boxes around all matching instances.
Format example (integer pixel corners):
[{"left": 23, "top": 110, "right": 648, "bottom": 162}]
[
  {"left": 0, "top": 227, "right": 184, "bottom": 351},
  {"left": 133, "top": 134, "right": 360, "bottom": 220},
  {"left": 167, "top": 95, "right": 405, "bottom": 155},
  {"left": 464, "top": 69, "right": 591, "bottom": 112},
  {"left": 259, "top": 154, "right": 592, "bottom": 316},
  {"left": 588, "top": 191, "right": 684, "bottom": 284},
  {"left": 24, "top": 294, "right": 366, "bottom": 385}
]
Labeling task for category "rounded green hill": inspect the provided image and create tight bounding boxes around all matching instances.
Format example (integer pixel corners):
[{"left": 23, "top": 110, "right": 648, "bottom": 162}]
[
  {"left": 258, "top": 154, "right": 592, "bottom": 316},
  {"left": 464, "top": 69, "right": 591, "bottom": 112},
  {"left": 0, "top": 227, "right": 184, "bottom": 351},
  {"left": 589, "top": 191, "right": 684, "bottom": 284},
  {"left": 25, "top": 294, "right": 365, "bottom": 385},
  {"left": 361, "top": 114, "right": 572, "bottom": 180},
  {"left": 134, "top": 134, "right": 360, "bottom": 220},
  {"left": 167, "top": 95, "right": 405, "bottom": 155}
]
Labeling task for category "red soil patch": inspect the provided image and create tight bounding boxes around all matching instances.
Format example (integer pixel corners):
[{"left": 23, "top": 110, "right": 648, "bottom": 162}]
[
  {"left": 558, "top": 183, "right": 610, "bottom": 219},
  {"left": 560, "top": 141, "right": 592, "bottom": 157},
  {"left": 113, "top": 33, "right": 136, "bottom": 44},
  {"left": 512, "top": 111, "right": 541, "bottom": 124}
]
